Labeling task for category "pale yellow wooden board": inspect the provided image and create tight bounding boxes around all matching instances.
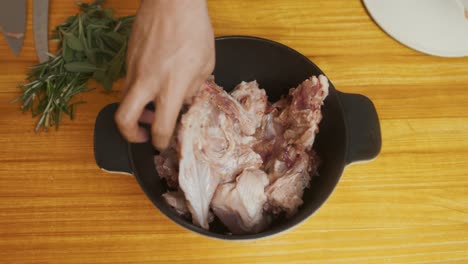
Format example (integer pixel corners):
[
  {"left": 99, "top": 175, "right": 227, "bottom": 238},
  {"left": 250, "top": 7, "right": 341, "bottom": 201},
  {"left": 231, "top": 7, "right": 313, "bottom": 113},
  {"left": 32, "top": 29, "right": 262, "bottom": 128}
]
[{"left": 0, "top": 1, "right": 467, "bottom": 263}]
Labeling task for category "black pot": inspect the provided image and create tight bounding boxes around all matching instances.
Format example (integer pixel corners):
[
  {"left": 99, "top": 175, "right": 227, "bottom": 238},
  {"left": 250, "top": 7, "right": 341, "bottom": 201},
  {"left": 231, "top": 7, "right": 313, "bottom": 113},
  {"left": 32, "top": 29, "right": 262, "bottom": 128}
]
[{"left": 94, "top": 36, "right": 381, "bottom": 240}]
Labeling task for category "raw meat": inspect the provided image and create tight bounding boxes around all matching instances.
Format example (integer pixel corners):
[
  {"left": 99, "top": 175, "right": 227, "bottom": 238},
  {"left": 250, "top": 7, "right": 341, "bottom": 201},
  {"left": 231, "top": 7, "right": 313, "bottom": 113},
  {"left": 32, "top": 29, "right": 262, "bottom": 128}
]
[
  {"left": 231, "top": 81, "right": 268, "bottom": 129},
  {"left": 155, "top": 75, "right": 329, "bottom": 234},
  {"left": 211, "top": 168, "right": 270, "bottom": 234},
  {"left": 264, "top": 149, "right": 312, "bottom": 216},
  {"left": 177, "top": 80, "right": 262, "bottom": 229},
  {"left": 283, "top": 75, "right": 329, "bottom": 150},
  {"left": 154, "top": 143, "right": 179, "bottom": 188},
  {"left": 162, "top": 191, "right": 189, "bottom": 216},
  {"left": 253, "top": 99, "right": 288, "bottom": 175},
  {"left": 262, "top": 75, "right": 329, "bottom": 215}
]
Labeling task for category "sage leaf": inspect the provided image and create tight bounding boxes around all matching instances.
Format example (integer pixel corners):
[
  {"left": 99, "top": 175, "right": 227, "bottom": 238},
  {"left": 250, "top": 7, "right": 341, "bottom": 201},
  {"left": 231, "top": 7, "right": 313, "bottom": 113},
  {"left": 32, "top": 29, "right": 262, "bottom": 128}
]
[
  {"left": 62, "top": 41, "right": 75, "bottom": 62},
  {"left": 65, "top": 34, "right": 84, "bottom": 51}
]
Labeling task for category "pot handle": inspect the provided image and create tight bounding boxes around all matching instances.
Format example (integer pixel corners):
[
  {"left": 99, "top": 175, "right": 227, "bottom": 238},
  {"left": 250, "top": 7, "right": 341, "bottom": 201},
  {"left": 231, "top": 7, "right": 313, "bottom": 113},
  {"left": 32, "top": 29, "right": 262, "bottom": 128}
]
[
  {"left": 94, "top": 103, "right": 133, "bottom": 175},
  {"left": 337, "top": 91, "right": 382, "bottom": 164}
]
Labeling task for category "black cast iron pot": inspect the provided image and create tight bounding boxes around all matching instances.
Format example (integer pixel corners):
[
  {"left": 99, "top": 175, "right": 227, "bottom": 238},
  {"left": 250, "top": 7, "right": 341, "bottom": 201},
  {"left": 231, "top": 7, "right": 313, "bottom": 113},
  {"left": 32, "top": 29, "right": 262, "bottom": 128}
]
[{"left": 94, "top": 36, "right": 381, "bottom": 240}]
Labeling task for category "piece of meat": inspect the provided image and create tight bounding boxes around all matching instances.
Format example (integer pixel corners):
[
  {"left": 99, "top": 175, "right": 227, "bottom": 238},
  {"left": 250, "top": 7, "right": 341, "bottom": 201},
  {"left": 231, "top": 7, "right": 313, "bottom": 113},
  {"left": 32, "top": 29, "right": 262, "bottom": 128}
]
[
  {"left": 159, "top": 75, "right": 328, "bottom": 233},
  {"left": 178, "top": 80, "right": 263, "bottom": 229},
  {"left": 265, "top": 150, "right": 312, "bottom": 216},
  {"left": 266, "top": 145, "right": 300, "bottom": 183},
  {"left": 208, "top": 83, "right": 258, "bottom": 136},
  {"left": 253, "top": 98, "right": 289, "bottom": 172},
  {"left": 162, "top": 191, "right": 189, "bottom": 216},
  {"left": 231, "top": 81, "right": 267, "bottom": 129},
  {"left": 255, "top": 75, "right": 328, "bottom": 179},
  {"left": 258, "top": 75, "right": 329, "bottom": 214},
  {"left": 283, "top": 75, "right": 329, "bottom": 150},
  {"left": 211, "top": 168, "right": 270, "bottom": 234},
  {"left": 197, "top": 82, "right": 263, "bottom": 182},
  {"left": 154, "top": 142, "right": 179, "bottom": 188},
  {"left": 177, "top": 86, "right": 220, "bottom": 229},
  {"left": 253, "top": 113, "right": 285, "bottom": 172}
]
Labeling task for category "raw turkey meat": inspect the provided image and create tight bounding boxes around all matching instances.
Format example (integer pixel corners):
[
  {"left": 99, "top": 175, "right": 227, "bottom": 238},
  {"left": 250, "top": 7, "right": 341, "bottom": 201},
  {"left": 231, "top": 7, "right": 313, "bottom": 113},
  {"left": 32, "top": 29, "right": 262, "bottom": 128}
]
[
  {"left": 231, "top": 81, "right": 268, "bottom": 129},
  {"left": 154, "top": 75, "right": 329, "bottom": 234},
  {"left": 211, "top": 168, "right": 270, "bottom": 234},
  {"left": 283, "top": 75, "right": 329, "bottom": 150},
  {"left": 154, "top": 141, "right": 179, "bottom": 188},
  {"left": 262, "top": 75, "right": 328, "bottom": 215},
  {"left": 162, "top": 191, "right": 189, "bottom": 216},
  {"left": 264, "top": 149, "right": 320, "bottom": 216},
  {"left": 177, "top": 79, "right": 263, "bottom": 229}
]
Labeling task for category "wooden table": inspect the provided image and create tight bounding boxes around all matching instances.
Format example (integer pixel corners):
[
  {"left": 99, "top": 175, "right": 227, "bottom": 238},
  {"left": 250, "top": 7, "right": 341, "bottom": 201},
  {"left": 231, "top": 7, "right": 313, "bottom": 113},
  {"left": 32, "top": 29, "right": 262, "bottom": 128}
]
[{"left": 1, "top": 1, "right": 467, "bottom": 263}]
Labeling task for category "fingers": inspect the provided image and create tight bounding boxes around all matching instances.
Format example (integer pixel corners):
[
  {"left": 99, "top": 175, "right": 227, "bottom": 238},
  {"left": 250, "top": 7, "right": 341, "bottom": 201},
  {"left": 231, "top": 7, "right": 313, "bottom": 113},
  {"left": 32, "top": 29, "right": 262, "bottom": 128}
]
[
  {"left": 138, "top": 109, "right": 155, "bottom": 124},
  {"left": 152, "top": 91, "right": 184, "bottom": 150},
  {"left": 182, "top": 68, "right": 213, "bottom": 105},
  {"left": 115, "top": 81, "right": 154, "bottom": 143},
  {"left": 183, "top": 82, "right": 202, "bottom": 104},
  {"left": 120, "top": 29, "right": 140, "bottom": 98},
  {"left": 121, "top": 50, "right": 138, "bottom": 99},
  {"left": 152, "top": 77, "right": 203, "bottom": 150}
]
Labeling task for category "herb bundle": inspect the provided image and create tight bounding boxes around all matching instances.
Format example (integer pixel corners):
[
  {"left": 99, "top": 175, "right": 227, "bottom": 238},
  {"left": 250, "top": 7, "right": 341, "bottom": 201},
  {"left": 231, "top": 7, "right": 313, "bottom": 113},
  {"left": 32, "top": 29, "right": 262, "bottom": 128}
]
[{"left": 14, "top": 1, "right": 135, "bottom": 132}]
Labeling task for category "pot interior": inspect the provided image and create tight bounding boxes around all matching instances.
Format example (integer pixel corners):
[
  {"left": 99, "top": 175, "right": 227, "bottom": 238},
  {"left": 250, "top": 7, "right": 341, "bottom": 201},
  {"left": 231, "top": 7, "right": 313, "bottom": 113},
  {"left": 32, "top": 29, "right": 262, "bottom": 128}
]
[{"left": 130, "top": 36, "right": 347, "bottom": 239}]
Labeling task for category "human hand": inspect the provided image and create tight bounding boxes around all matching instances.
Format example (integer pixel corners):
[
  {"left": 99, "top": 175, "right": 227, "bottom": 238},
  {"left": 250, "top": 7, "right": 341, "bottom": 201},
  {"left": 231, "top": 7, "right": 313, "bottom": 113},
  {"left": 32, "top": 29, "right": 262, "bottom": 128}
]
[{"left": 115, "top": 0, "right": 215, "bottom": 150}]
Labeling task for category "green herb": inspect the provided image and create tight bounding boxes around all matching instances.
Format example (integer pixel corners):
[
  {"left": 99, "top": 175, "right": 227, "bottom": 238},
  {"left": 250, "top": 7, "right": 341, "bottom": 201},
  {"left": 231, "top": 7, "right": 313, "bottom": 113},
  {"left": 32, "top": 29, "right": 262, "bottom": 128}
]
[{"left": 14, "top": 1, "right": 135, "bottom": 132}]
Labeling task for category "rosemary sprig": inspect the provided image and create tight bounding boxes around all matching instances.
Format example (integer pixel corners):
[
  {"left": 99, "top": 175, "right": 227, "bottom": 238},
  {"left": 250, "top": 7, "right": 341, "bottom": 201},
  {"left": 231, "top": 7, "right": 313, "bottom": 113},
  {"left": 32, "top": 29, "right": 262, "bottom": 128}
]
[{"left": 14, "top": 1, "right": 135, "bottom": 132}]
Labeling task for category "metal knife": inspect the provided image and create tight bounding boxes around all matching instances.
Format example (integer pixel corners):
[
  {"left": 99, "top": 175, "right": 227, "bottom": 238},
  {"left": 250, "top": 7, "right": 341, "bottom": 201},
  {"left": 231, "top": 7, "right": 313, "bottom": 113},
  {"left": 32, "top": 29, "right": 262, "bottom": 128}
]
[
  {"left": 0, "top": 0, "right": 27, "bottom": 56},
  {"left": 33, "top": 0, "right": 50, "bottom": 63}
]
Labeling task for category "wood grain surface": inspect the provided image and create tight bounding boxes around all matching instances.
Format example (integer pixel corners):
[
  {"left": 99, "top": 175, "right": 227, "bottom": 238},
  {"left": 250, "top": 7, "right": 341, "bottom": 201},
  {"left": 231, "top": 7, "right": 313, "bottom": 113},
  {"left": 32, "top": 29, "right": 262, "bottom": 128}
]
[{"left": 1, "top": 1, "right": 467, "bottom": 263}]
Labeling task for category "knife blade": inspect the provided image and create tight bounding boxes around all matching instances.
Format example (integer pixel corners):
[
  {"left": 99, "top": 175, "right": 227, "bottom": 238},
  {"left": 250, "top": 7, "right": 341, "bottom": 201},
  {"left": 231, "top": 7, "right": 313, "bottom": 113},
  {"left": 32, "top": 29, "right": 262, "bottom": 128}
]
[
  {"left": 0, "top": 0, "right": 27, "bottom": 56},
  {"left": 33, "top": 0, "right": 50, "bottom": 62}
]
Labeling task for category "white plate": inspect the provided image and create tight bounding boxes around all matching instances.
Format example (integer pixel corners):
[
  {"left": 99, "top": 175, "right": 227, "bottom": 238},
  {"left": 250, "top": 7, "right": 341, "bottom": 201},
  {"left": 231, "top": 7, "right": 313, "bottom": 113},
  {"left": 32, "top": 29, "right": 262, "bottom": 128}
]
[{"left": 363, "top": 0, "right": 468, "bottom": 57}]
